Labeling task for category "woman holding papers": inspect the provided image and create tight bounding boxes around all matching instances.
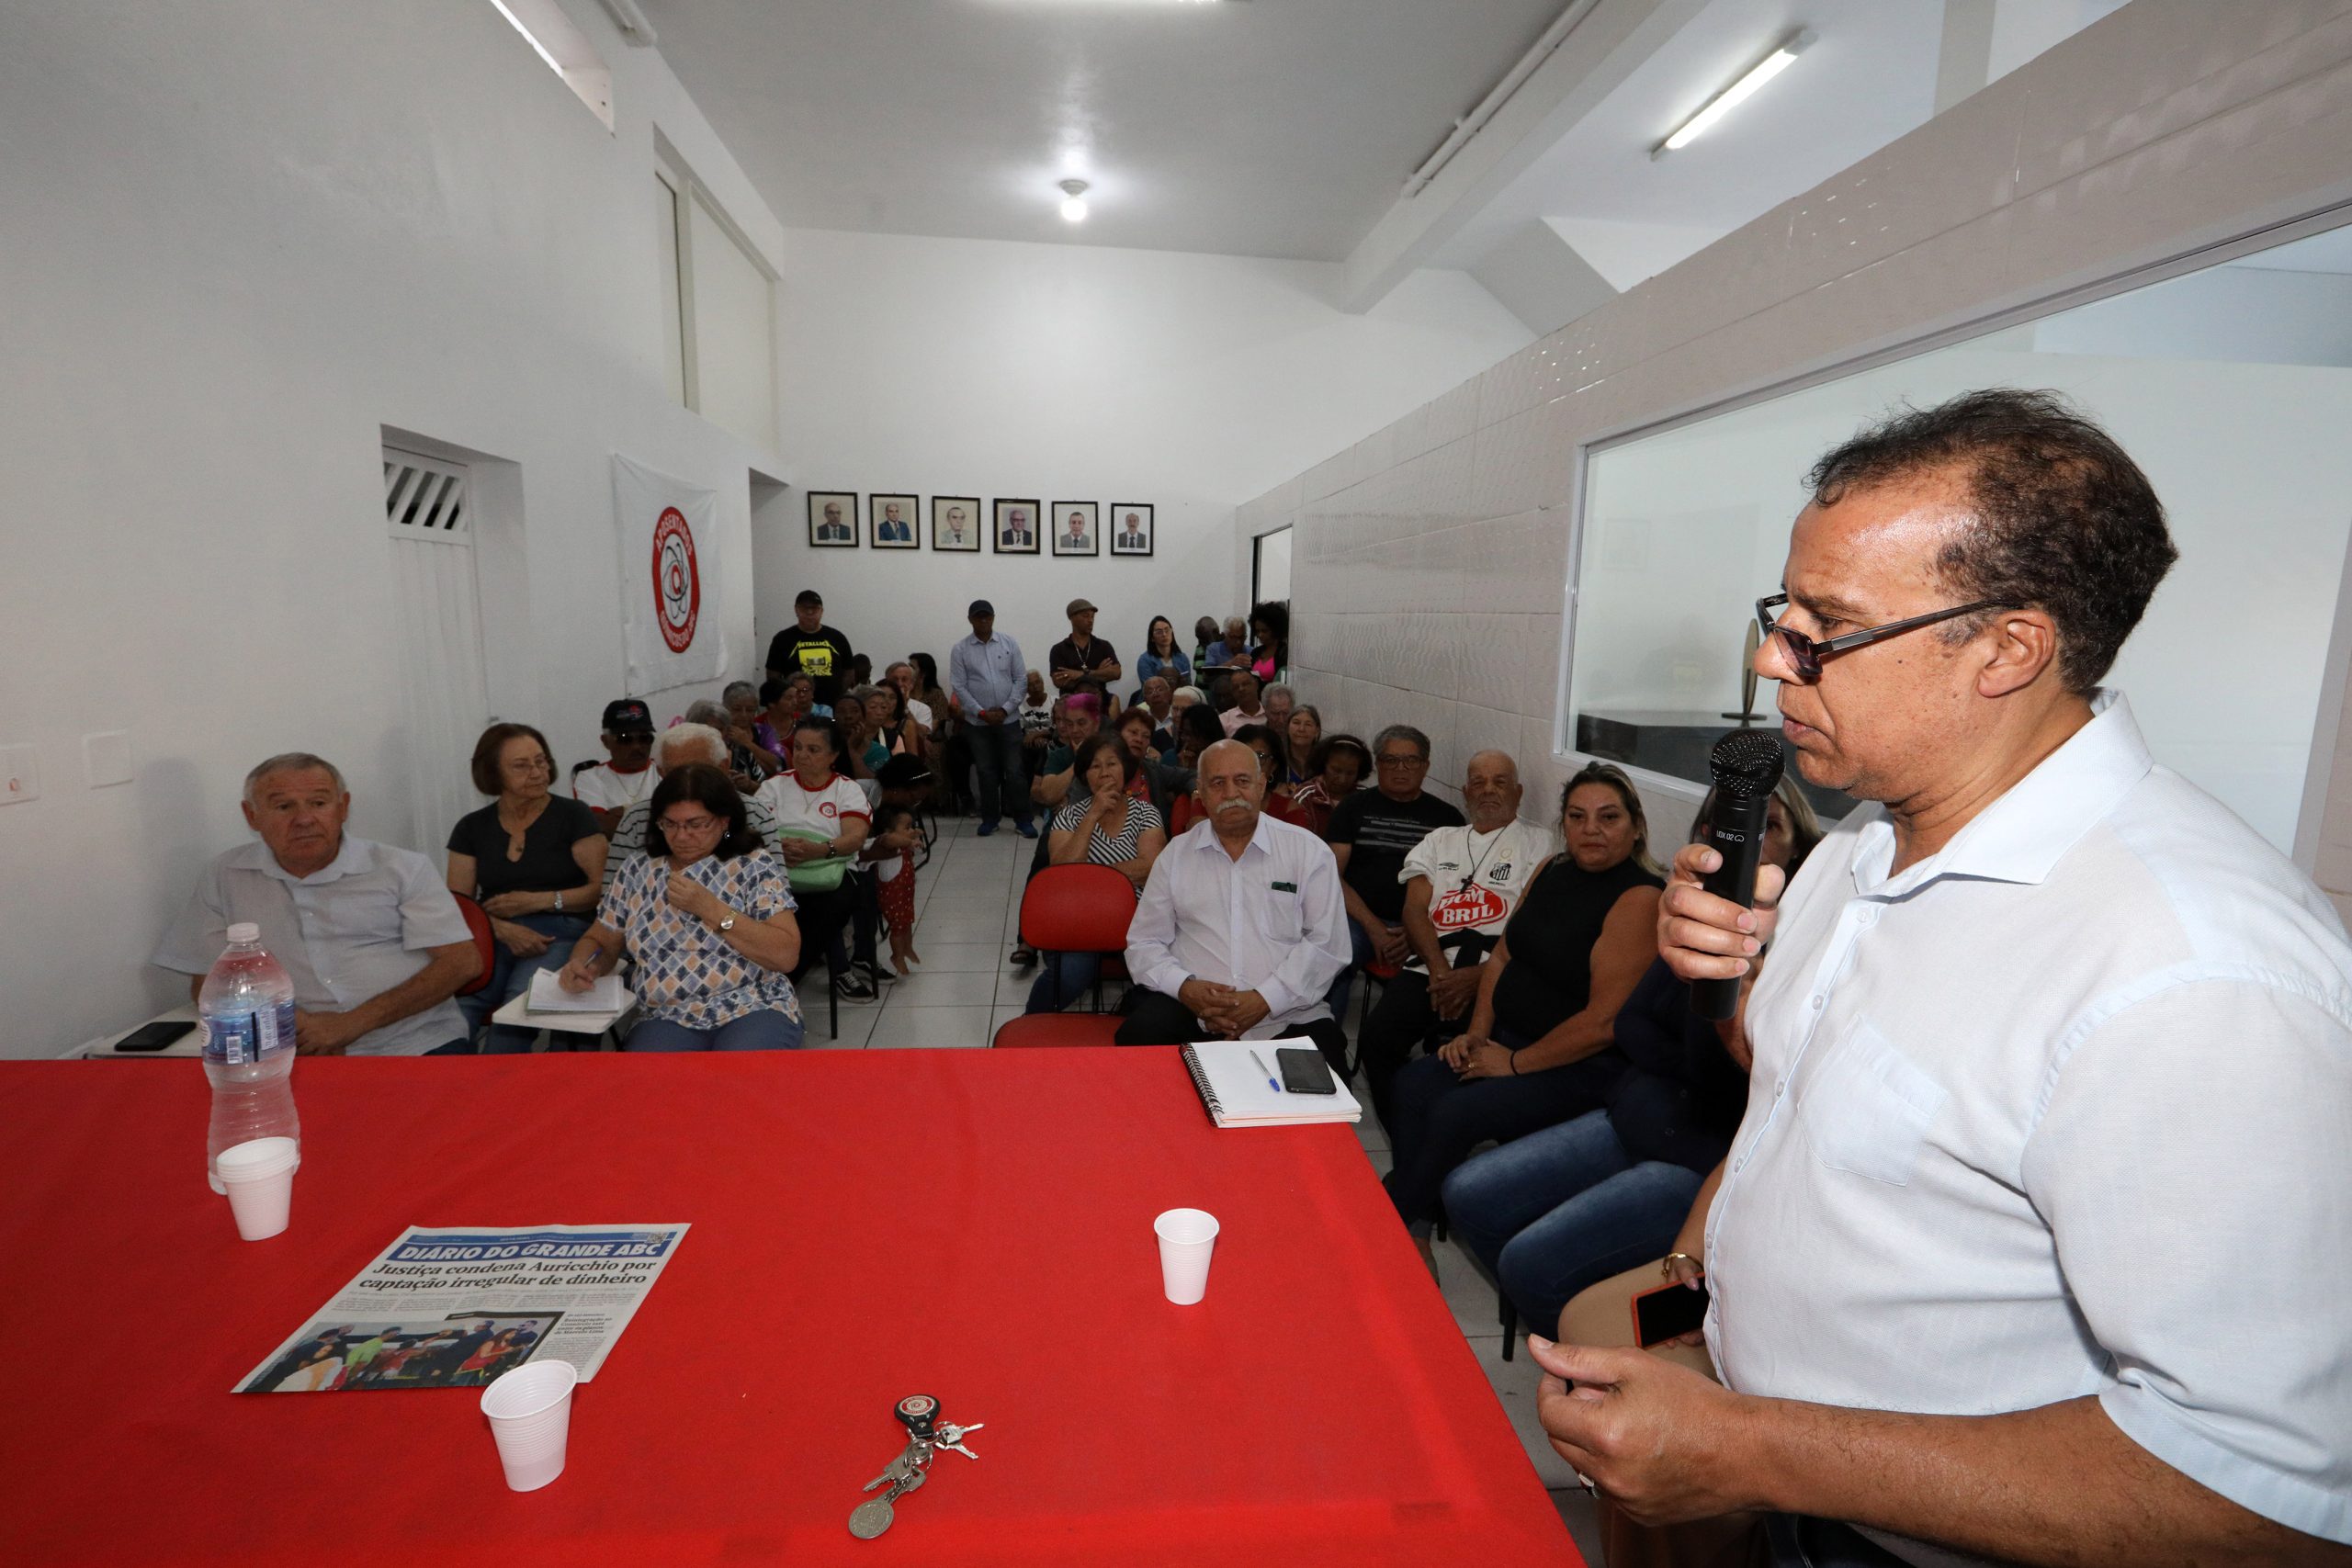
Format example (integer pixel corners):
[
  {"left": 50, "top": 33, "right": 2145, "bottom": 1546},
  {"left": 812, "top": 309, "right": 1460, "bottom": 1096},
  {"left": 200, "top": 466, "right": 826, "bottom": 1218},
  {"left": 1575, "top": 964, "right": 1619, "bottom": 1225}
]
[{"left": 557, "top": 763, "right": 806, "bottom": 1051}]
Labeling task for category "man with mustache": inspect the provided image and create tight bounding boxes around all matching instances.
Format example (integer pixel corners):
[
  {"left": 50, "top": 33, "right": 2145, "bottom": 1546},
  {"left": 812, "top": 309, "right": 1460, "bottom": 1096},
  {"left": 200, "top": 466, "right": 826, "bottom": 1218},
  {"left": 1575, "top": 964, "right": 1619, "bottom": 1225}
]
[{"left": 1117, "top": 739, "right": 1351, "bottom": 1064}]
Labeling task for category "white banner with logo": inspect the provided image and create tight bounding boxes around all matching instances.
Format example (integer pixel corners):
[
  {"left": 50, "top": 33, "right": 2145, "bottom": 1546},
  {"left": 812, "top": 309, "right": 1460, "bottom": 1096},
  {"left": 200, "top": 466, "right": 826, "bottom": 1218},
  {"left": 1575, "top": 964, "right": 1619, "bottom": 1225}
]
[{"left": 613, "top": 455, "right": 725, "bottom": 689}]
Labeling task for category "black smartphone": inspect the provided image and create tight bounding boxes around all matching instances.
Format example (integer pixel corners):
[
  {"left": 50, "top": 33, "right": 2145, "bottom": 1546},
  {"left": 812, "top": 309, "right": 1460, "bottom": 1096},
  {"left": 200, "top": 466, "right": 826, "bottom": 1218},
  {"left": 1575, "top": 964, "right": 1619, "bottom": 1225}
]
[
  {"left": 1631, "top": 1276, "right": 1710, "bottom": 1348},
  {"left": 113, "top": 1020, "right": 198, "bottom": 1053},
  {"left": 1275, "top": 1046, "right": 1337, "bottom": 1095}
]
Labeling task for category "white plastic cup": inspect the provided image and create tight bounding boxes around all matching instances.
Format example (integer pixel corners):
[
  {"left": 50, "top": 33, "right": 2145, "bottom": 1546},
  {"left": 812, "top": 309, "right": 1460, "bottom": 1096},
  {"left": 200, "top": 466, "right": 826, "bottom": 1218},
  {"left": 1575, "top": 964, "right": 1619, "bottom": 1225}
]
[
  {"left": 216, "top": 1135, "right": 299, "bottom": 1240},
  {"left": 1154, "top": 1207, "right": 1220, "bottom": 1304},
  {"left": 481, "top": 1359, "right": 579, "bottom": 1493}
]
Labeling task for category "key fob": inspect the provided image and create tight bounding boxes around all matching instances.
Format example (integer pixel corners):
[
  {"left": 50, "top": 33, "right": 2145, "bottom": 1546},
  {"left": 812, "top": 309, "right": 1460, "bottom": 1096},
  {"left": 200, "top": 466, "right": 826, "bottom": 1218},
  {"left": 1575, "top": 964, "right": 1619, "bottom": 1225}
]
[{"left": 894, "top": 1393, "right": 940, "bottom": 1439}]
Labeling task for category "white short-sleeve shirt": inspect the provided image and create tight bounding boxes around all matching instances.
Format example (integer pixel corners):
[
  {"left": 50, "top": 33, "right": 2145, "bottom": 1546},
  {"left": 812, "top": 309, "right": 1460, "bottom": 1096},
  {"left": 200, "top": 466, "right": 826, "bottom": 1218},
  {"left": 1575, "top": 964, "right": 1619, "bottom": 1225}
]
[
  {"left": 754, "top": 771, "right": 871, "bottom": 842},
  {"left": 1707, "top": 692, "right": 2352, "bottom": 1545},
  {"left": 572, "top": 762, "right": 658, "bottom": 813},
  {"left": 1397, "top": 818, "right": 1557, "bottom": 969}
]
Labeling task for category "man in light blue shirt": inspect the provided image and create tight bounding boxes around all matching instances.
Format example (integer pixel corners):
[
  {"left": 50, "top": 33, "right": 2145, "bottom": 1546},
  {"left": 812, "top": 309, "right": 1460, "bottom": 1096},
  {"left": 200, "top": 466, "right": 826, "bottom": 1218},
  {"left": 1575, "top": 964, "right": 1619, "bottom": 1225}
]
[
  {"left": 1539, "top": 390, "right": 2352, "bottom": 1565},
  {"left": 948, "top": 599, "right": 1032, "bottom": 838},
  {"left": 153, "top": 752, "right": 480, "bottom": 1055}
]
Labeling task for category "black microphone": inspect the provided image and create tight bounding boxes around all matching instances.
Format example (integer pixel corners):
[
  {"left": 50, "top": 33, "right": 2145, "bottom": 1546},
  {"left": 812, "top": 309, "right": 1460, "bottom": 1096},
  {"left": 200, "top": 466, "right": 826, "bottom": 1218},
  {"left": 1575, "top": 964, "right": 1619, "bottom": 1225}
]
[{"left": 1691, "top": 730, "right": 1785, "bottom": 1021}]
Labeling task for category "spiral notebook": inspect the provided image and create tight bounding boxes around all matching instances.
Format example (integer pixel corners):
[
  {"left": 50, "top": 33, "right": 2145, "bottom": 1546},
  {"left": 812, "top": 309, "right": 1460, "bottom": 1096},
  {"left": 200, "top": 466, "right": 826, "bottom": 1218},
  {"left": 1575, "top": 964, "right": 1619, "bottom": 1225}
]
[{"left": 1179, "top": 1039, "right": 1362, "bottom": 1128}]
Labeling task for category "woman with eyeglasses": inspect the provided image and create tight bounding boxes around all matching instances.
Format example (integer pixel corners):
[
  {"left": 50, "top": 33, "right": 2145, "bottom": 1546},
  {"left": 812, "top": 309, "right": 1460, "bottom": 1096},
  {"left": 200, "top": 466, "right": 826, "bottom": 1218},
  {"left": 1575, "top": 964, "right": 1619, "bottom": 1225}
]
[
  {"left": 446, "top": 721, "right": 608, "bottom": 1053},
  {"left": 1380, "top": 762, "right": 1666, "bottom": 1253},
  {"left": 1135, "top": 615, "right": 1192, "bottom": 696},
  {"left": 557, "top": 762, "right": 805, "bottom": 1051}
]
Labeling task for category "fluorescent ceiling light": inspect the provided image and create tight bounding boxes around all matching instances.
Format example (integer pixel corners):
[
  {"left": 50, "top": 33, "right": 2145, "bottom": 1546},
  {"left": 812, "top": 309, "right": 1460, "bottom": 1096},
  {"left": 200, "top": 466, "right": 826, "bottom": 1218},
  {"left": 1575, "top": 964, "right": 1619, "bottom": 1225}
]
[{"left": 1654, "top": 29, "right": 1814, "bottom": 158}]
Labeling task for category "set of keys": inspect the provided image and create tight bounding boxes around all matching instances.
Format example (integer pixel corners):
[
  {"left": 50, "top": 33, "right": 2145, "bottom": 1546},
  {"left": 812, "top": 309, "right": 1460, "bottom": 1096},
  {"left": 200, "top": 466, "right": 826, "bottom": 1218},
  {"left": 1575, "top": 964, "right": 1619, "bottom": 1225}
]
[{"left": 848, "top": 1393, "right": 985, "bottom": 1540}]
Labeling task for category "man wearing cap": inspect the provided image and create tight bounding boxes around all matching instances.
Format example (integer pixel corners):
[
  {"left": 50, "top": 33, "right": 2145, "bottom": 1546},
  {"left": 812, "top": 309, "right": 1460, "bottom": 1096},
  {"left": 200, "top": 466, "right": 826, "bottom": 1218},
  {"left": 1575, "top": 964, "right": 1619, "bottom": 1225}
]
[
  {"left": 764, "top": 590, "right": 854, "bottom": 708},
  {"left": 948, "top": 600, "right": 1034, "bottom": 839},
  {"left": 572, "top": 699, "right": 658, "bottom": 835},
  {"left": 153, "top": 752, "right": 481, "bottom": 1055},
  {"left": 1048, "top": 600, "right": 1122, "bottom": 694}
]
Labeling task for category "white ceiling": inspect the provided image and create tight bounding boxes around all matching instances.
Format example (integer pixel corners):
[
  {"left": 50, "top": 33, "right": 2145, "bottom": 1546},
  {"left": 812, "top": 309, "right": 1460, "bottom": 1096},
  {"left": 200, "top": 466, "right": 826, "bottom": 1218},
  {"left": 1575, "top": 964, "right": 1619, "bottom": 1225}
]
[
  {"left": 1433, "top": 0, "right": 1945, "bottom": 280},
  {"left": 639, "top": 0, "right": 1566, "bottom": 262}
]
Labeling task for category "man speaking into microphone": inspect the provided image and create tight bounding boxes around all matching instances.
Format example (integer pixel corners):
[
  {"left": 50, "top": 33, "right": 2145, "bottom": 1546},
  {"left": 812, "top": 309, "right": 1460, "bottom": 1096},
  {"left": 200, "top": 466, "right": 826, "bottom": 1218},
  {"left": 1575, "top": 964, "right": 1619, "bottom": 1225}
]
[{"left": 1532, "top": 389, "right": 2351, "bottom": 1565}]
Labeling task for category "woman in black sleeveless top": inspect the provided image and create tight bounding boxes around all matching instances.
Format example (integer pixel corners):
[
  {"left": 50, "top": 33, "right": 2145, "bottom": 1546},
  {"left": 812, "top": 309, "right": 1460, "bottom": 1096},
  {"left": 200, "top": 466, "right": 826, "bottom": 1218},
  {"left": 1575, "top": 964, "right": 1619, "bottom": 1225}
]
[{"left": 1383, "top": 763, "right": 1664, "bottom": 1230}]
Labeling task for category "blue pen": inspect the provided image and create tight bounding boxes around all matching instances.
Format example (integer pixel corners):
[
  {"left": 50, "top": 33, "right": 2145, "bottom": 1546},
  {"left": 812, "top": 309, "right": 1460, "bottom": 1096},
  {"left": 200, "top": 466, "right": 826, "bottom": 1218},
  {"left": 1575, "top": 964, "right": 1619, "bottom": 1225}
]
[{"left": 1250, "top": 1048, "right": 1280, "bottom": 1091}]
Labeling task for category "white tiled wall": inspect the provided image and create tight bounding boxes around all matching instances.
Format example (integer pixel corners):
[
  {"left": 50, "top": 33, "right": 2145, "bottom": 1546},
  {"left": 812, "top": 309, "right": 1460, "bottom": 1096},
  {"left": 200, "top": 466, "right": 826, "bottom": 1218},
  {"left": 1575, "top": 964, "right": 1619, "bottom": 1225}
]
[{"left": 1249, "top": 0, "right": 2352, "bottom": 859}]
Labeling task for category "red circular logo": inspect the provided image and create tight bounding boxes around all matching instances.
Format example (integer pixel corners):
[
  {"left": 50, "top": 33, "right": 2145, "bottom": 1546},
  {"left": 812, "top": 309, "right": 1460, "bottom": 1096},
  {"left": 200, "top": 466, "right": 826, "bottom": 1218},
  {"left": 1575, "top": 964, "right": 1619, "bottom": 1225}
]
[{"left": 650, "top": 508, "right": 700, "bottom": 653}]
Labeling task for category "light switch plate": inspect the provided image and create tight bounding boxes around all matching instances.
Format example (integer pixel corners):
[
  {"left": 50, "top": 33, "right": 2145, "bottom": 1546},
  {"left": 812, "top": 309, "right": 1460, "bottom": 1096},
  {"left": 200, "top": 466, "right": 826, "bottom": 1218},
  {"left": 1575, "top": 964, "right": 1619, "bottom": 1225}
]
[
  {"left": 84, "top": 730, "right": 133, "bottom": 788},
  {"left": 0, "top": 744, "right": 39, "bottom": 805}
]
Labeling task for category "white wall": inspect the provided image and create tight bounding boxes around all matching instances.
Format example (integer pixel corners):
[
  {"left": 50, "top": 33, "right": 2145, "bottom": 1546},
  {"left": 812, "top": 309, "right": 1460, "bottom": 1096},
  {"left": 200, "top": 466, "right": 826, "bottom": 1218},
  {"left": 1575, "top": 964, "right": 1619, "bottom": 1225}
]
[
  {"left": 0, "top": 0, "right": 787, "bottom": 1055},
  {"left": 755, "top": 230, "right": 1530, "bottom": 686},
  {"left": 1242, "top": 0, "right": 2352, "bottom": 886}
]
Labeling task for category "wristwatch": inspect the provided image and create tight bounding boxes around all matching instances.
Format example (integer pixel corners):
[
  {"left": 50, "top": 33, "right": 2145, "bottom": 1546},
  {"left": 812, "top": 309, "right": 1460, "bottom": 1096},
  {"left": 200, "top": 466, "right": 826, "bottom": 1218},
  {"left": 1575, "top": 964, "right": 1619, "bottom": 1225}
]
[
  {"left": 553, "top": 890, "right": 565, "bottom": 913},
  {"left": 716, "top": 915, "right": 737, "bottom": 933}
]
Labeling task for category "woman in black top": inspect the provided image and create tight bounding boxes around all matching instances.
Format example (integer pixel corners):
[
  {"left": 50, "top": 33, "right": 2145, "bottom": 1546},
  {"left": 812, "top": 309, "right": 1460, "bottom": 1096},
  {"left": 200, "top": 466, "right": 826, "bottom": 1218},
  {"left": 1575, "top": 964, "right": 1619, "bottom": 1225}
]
[
  {"left": 447, "top": 721, "right": 607, "bottom": 1053},
  {"left": 1382, "top": 762, "right": 1665, "bottom": 1231},
  {"left": 1439, "top": 779, "right": 1822, "bottom": 1335}
]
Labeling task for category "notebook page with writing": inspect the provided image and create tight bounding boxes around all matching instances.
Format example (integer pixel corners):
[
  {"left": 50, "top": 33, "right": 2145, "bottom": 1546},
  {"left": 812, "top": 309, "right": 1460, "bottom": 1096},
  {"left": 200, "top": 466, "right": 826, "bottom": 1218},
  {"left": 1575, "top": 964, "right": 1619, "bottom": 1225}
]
[{"left": 1179, "top": 1039, "right": 1361, "bottom": 1127}]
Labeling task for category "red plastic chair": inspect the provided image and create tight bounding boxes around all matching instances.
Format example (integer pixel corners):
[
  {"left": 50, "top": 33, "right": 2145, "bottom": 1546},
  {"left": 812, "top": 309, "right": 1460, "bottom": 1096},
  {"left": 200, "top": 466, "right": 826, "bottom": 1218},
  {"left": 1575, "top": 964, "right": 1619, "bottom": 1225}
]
[
  {"left": 449, "top": 892, "right": 498, "bottom": 998},
  {"left": 991, "top": 1014, "right": 1123, "bottom": 1049},
  {"left": 1168, "top": 794, "right": 1199, "bottom": 834},
  {"left": 1018, "top": 863, "right": 1138, "bottom": 1013}
]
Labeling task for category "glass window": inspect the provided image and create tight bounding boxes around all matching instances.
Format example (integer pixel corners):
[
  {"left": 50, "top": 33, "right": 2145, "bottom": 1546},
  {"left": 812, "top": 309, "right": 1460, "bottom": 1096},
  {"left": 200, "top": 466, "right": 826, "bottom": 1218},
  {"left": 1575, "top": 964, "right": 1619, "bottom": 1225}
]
[{"left": 1566, "top": 222, "right": 2352, "bottom": 854}]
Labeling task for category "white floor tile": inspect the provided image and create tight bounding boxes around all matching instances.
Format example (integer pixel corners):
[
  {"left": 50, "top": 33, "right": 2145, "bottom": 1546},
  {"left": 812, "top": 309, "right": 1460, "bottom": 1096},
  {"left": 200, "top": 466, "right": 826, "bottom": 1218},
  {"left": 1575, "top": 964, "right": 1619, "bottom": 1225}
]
[
  {"left": 887, "top": 942, "right": 1005, "bottom": 974},
  {"left": 803, "top": 1004, "right": 877, "bottom": 1050},
  {"left": 912, "top": 915, "right": 1007, "bottom": 943},
  {"left": 865, "top": 1005, "right": 995, "bottom": 1049},
  {"left": 920, "top": 894, "right": 1015, "bottom": 921},
  {"left": 877, "top": 969, "right": 1002, "bottom": 1008},
  {"left": 989, "top": 1005, "right": 1025, "bottom": 1040}
]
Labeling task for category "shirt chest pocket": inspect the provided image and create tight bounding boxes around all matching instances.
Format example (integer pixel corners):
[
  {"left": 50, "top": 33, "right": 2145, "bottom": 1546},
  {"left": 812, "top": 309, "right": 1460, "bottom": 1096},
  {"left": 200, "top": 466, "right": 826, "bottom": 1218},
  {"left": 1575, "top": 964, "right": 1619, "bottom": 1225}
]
[
  {"left": 1800, "top": 1021, "right": 1947, "bottom": 1186},
  {"left": 1249, "top": 884, "right": 1307, "bottom": 946}
]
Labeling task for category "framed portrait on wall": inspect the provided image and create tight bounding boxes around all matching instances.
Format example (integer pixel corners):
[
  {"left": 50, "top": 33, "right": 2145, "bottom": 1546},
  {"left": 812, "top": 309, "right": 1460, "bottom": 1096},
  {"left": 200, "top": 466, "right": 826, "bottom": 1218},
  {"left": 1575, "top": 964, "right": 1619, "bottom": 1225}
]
[
  {"left": 932, "top": 495, "right": 981, "bottom": 552},
  {"left": 1049, "top": 502, "right": 1099, "bottom": 557},
  {"left": 1109, "top": 503, "right": 1154, "bottom": 557},
  {"left": 993, "top": 499, "right": 1041, "bottom": 554},
  {"left": 869, "top": 493, "right": 919, "bottom": 548},
  {"left": 807, "top": 491, "right": 859, "bottom": 547}
]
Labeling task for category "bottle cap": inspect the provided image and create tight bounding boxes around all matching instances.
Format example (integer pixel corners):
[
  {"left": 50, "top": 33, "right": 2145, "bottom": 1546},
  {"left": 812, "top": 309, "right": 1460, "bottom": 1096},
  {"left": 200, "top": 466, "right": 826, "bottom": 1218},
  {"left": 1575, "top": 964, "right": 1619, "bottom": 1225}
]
[{"left": 227, "top": 922, "right": 262, "bottom": 943}]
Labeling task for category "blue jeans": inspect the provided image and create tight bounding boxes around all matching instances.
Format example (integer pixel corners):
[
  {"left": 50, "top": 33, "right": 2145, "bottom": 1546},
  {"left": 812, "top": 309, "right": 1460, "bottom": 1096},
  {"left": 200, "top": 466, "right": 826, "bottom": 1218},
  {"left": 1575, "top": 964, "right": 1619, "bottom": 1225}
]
[
  {"left": 1382, "top": 1029, "right": 1624, "bottom": 1226},
  {"left": 624, "top": 1008, "right": 806, "bottom": 1052},
  {"left": 458, "top": 911, "right": 589, "bottom": 1054},
  {"left": 1442, "top": 1110, "right": 1703, "bottom": 1339},
  {"left": 964, "top": 722, "right": 1030, "bottom": 829},
  {"left": 1024, "top": 951, "right": 1102, "bottom": 1013}
]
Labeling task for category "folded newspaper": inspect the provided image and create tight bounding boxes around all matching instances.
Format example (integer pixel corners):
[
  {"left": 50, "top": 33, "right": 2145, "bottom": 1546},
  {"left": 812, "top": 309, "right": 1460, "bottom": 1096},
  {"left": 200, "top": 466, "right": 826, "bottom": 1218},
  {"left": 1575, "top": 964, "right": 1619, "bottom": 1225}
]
[{"left": 236, "top": 1223, "right": 689, "bottom": 1393}]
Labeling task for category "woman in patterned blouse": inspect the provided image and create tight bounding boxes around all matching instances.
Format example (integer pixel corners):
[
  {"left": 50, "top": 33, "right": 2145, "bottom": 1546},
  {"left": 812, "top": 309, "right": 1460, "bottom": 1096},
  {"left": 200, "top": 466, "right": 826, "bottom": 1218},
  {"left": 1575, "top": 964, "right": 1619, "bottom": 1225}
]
[{"left": 556, "top": 762, "right": 807, "bottom": 1050}]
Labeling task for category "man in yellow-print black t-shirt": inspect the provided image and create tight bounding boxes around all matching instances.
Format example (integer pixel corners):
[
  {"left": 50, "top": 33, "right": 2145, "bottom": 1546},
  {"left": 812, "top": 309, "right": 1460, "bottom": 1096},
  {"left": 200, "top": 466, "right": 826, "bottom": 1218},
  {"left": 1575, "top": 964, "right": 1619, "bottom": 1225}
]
[{"left": 763, "top": 589, "right": 855, "bottom": 708}]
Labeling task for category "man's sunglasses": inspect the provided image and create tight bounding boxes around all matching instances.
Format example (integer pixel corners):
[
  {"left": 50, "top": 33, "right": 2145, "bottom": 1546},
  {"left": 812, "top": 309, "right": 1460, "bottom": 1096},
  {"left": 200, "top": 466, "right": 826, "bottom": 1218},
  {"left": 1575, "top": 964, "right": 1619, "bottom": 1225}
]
[{"left": 1755, "top": 593, "right": 2009, "bottom": 684}]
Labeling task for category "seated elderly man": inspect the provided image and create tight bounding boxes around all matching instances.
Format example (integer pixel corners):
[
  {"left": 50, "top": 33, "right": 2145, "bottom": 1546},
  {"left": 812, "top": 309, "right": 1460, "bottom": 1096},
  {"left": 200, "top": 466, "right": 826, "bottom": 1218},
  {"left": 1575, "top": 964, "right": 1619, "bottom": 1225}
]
[
  {"left": 1116, "top": 739, "right": 1352, "bottom": 1062},
  {"left": 1356, "top": 750, "right": 1556, "bottom": 1135},
  {"left": 605, "top": 723, "right": 784, "bottom": 899},
  {"left": 153, "top": 753, "right": 481, "bottom": 1055}
]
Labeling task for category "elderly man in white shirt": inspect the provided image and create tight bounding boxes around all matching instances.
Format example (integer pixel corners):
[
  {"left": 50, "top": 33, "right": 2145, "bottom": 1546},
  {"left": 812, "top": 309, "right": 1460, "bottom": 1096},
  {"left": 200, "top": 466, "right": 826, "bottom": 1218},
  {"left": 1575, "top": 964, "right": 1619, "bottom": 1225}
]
[
  {"left": 153, "top": 753, "right": 481, "bottom": 1055},
  {"left": 1533, "top": 389, "right": 2352, "bottom": 1568},
  {"left": 1118, "top": 739, "right": 1352, "bottom": 1062}
]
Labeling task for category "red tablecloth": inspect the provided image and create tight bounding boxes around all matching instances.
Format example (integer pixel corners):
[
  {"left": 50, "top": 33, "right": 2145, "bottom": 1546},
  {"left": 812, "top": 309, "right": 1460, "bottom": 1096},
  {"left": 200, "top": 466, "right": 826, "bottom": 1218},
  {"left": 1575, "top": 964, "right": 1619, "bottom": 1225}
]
[{"left": 0, "top": 1050, "right": 1575, "bottom": 1566}]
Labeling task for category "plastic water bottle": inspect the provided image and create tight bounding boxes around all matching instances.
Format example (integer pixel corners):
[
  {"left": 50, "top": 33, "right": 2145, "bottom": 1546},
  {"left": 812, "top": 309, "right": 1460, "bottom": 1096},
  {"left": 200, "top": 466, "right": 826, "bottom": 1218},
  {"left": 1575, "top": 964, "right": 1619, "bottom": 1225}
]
[{"left": 199, "top": 922, "right": 300, "bottom": 1193}]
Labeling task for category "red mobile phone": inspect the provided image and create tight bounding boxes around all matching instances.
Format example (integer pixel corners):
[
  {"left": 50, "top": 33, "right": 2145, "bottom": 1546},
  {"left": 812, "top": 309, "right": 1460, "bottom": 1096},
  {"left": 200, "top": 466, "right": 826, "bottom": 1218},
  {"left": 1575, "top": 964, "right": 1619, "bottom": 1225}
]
[{"left": 1630, "top": 1275, "right": 1710, "bottom": 1348}]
